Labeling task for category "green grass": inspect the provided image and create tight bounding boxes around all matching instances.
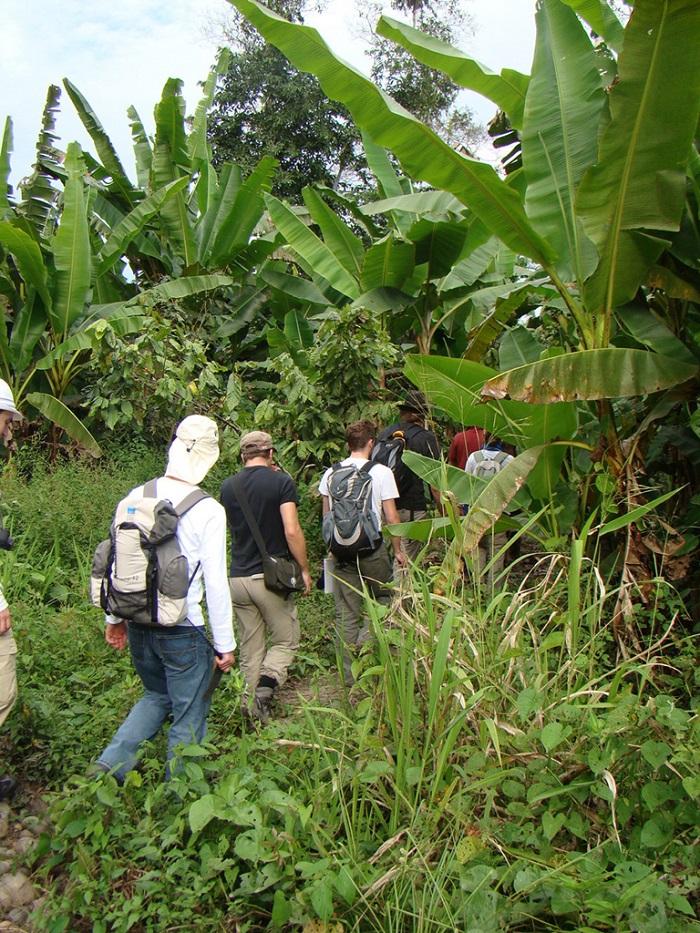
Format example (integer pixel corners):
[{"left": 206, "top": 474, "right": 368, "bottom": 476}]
[{"left": 1, "top": 448, "right": 699, "bottom": 932}]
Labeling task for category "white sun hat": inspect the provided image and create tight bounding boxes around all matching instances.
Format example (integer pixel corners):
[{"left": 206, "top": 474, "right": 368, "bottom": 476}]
[
  {"left": 165, "top": 415, "right": 220, "bottom": 486},
  {"left": 0, "top": 380, "right": 22, "bottom": 421}
]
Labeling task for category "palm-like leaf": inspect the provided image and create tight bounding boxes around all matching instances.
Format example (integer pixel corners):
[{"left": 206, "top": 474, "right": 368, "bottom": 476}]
[
  {"left": 560, "top": 0, "right": 624, "bottom": 51},
  {"left": 264, "top": 193, "right": 360, "bottom": 299},
  {"left": 50, "top": 143, "right": 91, "bottom": 342},
  {"left": 482, "top": 348, "right": 698, "bottom": 403},
  {"left": 577, "top": 0, "right": 700, "bottom": 314},
  {"left": 523, "top": 0, "right": 602, "bottom": 283},
  {"left": 1, "top": 118, "right": 11, "bottom": 212},
  {"left": 228, "top": 0, "right": 555, "bottom": 267},
  {"left": 376, "top": 15, "right": 530, "bottom": 128},
  {"left": 63, "top": 79, "right": 136, "bottom": 205},
  {"left": 128, "top": 107, "right": 153, "bottom": 189},
  {"left": 26, "top": 392, "right": 101, "bottom": 457}
]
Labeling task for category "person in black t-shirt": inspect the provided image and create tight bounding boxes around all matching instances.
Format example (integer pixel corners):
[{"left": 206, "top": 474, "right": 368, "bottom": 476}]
[
  {"left": 376, "top": 392, "right": 441, "bottom": 565},
  {"left": 221, "top": 432, "right": 312, "bottom": 725}
]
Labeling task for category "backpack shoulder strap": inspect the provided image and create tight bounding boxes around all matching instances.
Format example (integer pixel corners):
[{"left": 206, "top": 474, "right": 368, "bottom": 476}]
[
  {"left": 493, "top": 451, "right": 509, "bottom": 464},
  {"left": 176, "top": 488, "right": 210, "bottom": 517},
  {"left": 472, "top": 450, "right": 486, "bottom": 463},
  {"left": 143, "top": 478, "right": 158, "bottom": 498}
]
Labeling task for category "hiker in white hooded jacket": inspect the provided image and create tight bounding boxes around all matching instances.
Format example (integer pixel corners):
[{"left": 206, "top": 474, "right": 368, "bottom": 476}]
[
  {"left": 319, "top": 419, "right": 405, "bottom": 686},
  {"left": 93, "top": 416, "right": 235, "bottom": 783}
]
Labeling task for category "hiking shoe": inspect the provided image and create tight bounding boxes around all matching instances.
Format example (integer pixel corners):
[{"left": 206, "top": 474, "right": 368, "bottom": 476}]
[
  {"left": 0, "top": 776, "right": 17, "bottom": 800},
  {"left": 250, "top": 695, "right": 271, "bottom": 726}
]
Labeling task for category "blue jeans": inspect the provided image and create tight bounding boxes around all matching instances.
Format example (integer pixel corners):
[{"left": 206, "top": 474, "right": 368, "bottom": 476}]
[{"left": 98, "top": 624, "right": 214, "bottom": 783}]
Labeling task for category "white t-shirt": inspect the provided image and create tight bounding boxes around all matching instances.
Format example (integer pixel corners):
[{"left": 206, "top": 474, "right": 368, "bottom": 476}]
[
  {"left": 319, "top": 457, "right": 398, "bottom": 528},
  {"left": 107, "top": 477, "right": 236, "bottom": 654}
]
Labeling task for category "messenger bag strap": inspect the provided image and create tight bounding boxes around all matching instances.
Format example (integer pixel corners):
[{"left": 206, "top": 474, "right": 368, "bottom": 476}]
[{"left": 229, "top": 475, "right": 269, "bottom": 560}]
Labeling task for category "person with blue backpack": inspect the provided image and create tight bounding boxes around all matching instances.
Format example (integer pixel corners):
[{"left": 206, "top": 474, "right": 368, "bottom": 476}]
[{"left": 319, "top": 420, "right": 406, "bottom": 686}]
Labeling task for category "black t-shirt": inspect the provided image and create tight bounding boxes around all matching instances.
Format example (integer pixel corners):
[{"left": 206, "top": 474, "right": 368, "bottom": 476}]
[
  {"left": 221, "top": 466, "right": 300, "bottom": 577},
  {"left": 377, "top": 421, "right": 441, "bottom": 511}
]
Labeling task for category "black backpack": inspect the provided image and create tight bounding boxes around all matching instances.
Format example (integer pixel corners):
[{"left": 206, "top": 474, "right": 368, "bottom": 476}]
[{"left": 371, "top": 424, "right": 422, "bottom": 497}]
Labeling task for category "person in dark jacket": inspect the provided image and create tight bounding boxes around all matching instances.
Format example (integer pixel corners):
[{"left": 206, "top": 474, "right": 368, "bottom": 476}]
[{"left": 376, "top": 391, "right": 441, "bottom": 566}]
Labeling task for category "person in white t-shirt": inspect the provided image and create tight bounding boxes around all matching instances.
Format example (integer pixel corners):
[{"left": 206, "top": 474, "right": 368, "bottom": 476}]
[{"left": 319, "top": 420, "right": 406, "bottom": 686}]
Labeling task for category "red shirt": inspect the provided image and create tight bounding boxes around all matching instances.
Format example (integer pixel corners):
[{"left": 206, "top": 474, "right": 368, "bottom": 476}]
[{"left": 448, "top": 428, "right": 485, "bottom": 470}]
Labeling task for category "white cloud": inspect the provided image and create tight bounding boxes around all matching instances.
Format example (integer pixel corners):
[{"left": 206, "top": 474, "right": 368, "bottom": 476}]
[{"left": 2, "top": 0, "right": 535, "bottom": 190}]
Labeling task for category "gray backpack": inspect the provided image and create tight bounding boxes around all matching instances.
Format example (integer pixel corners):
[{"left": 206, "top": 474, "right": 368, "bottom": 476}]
[
  {"left": 91, "top": 479, "right": 208, "bottom": 626},
  {"left": 322, "top": 461, "right": 382, "bottom": 560},
  {"left": 470, "top": 449, "right": 510, "bottom": 479}
]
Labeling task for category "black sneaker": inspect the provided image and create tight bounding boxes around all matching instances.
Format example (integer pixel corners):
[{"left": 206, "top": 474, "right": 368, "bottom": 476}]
[{"left": 0, "top": 776, "right": 17, "bottom": 800}]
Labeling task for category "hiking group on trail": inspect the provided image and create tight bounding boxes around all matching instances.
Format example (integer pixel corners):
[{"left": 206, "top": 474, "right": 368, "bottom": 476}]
[{"left": 2, "top": 386, "right": 517, "bottom": 787}]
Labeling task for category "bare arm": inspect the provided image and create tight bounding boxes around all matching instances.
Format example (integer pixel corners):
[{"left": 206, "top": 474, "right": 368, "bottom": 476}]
[
  {"left": 280, "top": 501, "right": 313, "bottom": 596},
  {"left": 382, "top": 498, "right": 407, "bottom": 567},
  {"left": 0, "top": 608, "right": 11, "bottom": 636}
]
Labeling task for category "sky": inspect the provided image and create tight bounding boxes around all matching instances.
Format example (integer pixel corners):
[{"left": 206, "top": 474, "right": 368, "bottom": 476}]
[{"left": 1, "top": 0, "right": 537, "bottom": 191}]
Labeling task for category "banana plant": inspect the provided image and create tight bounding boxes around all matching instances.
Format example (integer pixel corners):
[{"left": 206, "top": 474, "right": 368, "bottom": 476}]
[{"left": 228, "top": 0, "right": 700, "bottom": 594}]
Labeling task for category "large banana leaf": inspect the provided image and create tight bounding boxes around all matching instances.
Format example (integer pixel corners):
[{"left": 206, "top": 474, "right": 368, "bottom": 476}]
[
  {"left": 360, "top": 234, "right": 415, "bottom": 291},
  {"left": 228, "top": 0, "right": 556, "bottom": 267},
  {"left": 560, "top": 0, "right": 624, "bottom": 51},
  {"left": 208, "top": 156, "right": 276, "bottom": 270},
  {"left": 127, "top": 107, "right": 153, "bottom": 189},
  {"left": 264, "top": 193, "right": 360, "bottom": 299},
  {"left": 460, "top": 447, "right": 543, "bottom": 553},
  {"left": 361, "top": 133, "right": 414, "bottom": 236},
  {"left": 50, "top": 143, "right": 91, "bottom": 341},
  {"left": 405, "top": 354, "right": 577, "bottom": 500},
  {"left": 302, "top": 187, "right": 364, "bottom": 279},
  {"left": 523, "top": 0, "right": 602, "bottom": 284},
  {"left": 577, "top": 0, "right": 700, "bottom": 313},
  {"left": 152, "top": 80, "right": 197, "bottom": 267},
  {"left": 8, "top": 292, "right": 47, "bottom": 374},
  {"left": 482, "top": 348, "right": 698, "bottom": 404},
  {"left": 26, "top": 392, "right": 101, "bottom": 457},
  {"left": 376, "top": 15, "right": 530, "bottom": 128},
  {"left": 0, "top": 222, "right": 52, "bottom": 310},
  {"left": 0, "top": 118, "right": 11, "bottom": 212},
  {"left": 144, "top": 275, "right": 235, "bottom": 302},
  {"left": 363, "top": 190, "right": 465, "bottom": 219},
  {"left": 34, "top": 313, "right": 148, "bottom": 370},
  {"left": 188, "top": 50, "right": 229, "bottom": 174},
  {"left": 63, "top": 80, "right": 136, "bottom": 204},
  {"left": 19, "top": 86, "right": 62, "bottom": 237},
  {"left": 616, "top": 305, "right": 698, "bottom": 366},
  {"left": 259, "top": 265, "right": 330, "bottom": 306},
  {"left": 195, "top": 163, "right": 242, "bottom": 263},
  {"left": 96, "top": 177, "right": 190, "bottom": 275},
  {"left": 408, "top": 219, "right": 468, "bottom": 280}
]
